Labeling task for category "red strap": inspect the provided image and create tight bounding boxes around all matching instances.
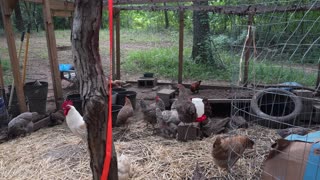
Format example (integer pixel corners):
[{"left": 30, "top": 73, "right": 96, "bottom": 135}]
[{"left": 101, "top": 0, "right": 113, "bottom": 179}]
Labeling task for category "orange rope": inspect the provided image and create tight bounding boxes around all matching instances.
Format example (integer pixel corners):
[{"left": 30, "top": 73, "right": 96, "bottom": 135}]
[{"left": 101, "top": 0, "right": 113, "bottom": 179}]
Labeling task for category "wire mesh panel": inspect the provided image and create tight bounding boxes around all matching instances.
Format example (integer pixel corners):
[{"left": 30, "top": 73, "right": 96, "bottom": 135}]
[{"left": 229, "top": 0, "right": 320, "bottom": 179}]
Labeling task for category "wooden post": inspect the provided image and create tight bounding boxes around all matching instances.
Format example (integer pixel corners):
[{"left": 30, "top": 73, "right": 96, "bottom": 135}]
[
  {"left": 115, "top": 9, "right": 121, "bottom": 80},
  {"left": 178, "top": 10, "right": 184, "bottom": 84},
  {"left": 111, "top": 10, "right": 116, "bottom": 80},
  {"left": 316, "top": 63, "right": 320, "bottom": 89},
  {"left": 0, "top": 0, "right": 27, "bottom": 112},
  {"left": 0, "top": 60, "right": 5, "bottom": 92},
  {"left": 243, "top": 14, "right": 254, "bottom": 87},
  {"left": 42, "top": 0, "right": 63, "bottom": 109}
]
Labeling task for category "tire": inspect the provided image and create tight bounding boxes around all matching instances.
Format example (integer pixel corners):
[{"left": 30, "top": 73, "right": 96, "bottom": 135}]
[{"left": 250, "top": 88, "right": 302, "bottom": 128}]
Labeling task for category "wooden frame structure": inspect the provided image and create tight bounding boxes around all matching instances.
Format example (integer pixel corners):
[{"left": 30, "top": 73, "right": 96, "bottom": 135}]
[{"left": 1, "top": 0, "right": 320, "bottom": 111}]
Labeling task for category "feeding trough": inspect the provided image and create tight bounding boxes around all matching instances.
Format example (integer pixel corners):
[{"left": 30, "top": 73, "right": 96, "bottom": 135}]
[{"left": 250, "top": 88, "right": 303, "bottom": 129}]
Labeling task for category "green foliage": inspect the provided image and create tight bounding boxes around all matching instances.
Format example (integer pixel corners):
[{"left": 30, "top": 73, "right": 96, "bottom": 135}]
[
  {"left": 123, "top": 47, "right": 233, "bottom": 81},
  {"left": 123, "top": 47, "right": 316, "bottom": 86}
]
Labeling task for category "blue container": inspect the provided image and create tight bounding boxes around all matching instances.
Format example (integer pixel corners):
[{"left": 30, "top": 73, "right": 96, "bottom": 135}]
[
  {"left": 0, "top": 97, "right": 9, "bottom": 127},
  {"left": 59, "top": 64, "right": 74, "bottom": 72}
]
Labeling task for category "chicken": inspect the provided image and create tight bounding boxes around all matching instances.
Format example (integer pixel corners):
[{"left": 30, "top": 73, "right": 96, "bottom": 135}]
[
  {"left": 175, "top": 84, "right": 197, "bottom": 123},
  {"left": 111, "top": 80, "right": 127, "bottom": 88},
  {"left": 140, "top": 96, "right": 165, "bottom": 127},
  {"left": 116, "top": 97, "right": 134, "bottom": 126},
  {"left": 159, "top": 108, "right": 180, "bottom": 125},
  {"left": 155, "top": 108, "right": 178, "bottom": 138},
  {"left": 7, "top": 112, "right": 39, "bottom": 138},
  {"left": 190, "top": 80, "right": 202, "bottom": 94},
  {"left": 62, "top": 100, "right": 87, "bottom": 142},
  {"left": 118, "top": 154, "right": 131, "bottom": 180},
  {"left": 212, "top": 135, "right": 254, "bottom": 170}
]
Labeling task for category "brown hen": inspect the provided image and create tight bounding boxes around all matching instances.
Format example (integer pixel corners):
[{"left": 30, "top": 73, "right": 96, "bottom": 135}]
[
  {"left": 190, "top": 80, "right": 202, "bottom": 94},
  {"left": 117, "top": 97, "right": 134, "bottom": 126},
  {"left": 175, "top": 84, "right": 197, "bottom": 123},
  {"left": 212, "top": 135, "right": 254, "bottom": 170},
  {"left": 140, "top": 96, "right": 165, "bottom": 127}
]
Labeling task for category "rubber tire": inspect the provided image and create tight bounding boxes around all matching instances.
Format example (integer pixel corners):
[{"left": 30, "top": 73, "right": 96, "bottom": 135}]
[{"left": 250, "top": 88, "right": 302, "bottom": 126}]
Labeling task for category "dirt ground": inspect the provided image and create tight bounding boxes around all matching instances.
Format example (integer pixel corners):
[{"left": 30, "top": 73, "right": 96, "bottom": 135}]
[{"left": 0, "top": 32, "right": 263, "bottom": 179}]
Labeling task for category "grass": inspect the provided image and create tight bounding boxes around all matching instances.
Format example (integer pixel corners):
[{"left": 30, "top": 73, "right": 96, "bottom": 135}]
[
  {"left": 0, "top": 58, "right": 13, "bottom": 84},
  {"left": 123, "top": 47, "right": 317, "bottom": 86},
  {"left": 0, "top": 29, "right": 317, "bottom": 87}
]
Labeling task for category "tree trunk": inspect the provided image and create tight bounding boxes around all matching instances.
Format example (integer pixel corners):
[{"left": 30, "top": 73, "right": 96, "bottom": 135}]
[
  {"left": 164, "top": 2, "right": 169, "bottom": 29},
  {"left": 14, "top": 2, "right": 25, "bottom": 32},
  {"left": 72, "top": 0, "right": 118, "bottom": 179},
  {"left": 191, "top": 1, "right": 213, "bottom": 64}
]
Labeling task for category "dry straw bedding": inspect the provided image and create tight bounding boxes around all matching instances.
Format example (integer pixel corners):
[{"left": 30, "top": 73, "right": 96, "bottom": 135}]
[{"left": 0, "top": 120, "right": 279, "bottom": 180}]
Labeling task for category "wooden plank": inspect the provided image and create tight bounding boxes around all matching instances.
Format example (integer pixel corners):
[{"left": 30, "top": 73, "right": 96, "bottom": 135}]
[
  {"left": 113, "top": 0, "right": 209, "bottom": 4},
  {"left": 317, "top": 63, "right": 320, "bottom": 89},
  {"left": 48, "top": 1, "right": 74, "bottom": 11},
  {"left": 242, "top": 14, "right": 254, "bottom": 87},
  {"left": 42, "top": 0, "right": 63, "bottom": 109},
  {"left": 178, "top": 10, "right": 184, "bottom": 84},
  {"left": 111, "top": 11, "right": 116, "bottom": 80},
  {"left": 0, "top": 0, "right": 27, "bottom": 112},
  {"left": 22, "top": 0, "right": 42, "bottom": 3},
  {"left": 208, "top": 99, "right": 251, "bottom": 103},
  {"left": 115, "top": 9, "right": 121, "bottom": 80},
  {"left": 115, "top": 3, "right": 320, "bottom": 15},
  {"left": 52, "top": 10, "right": 73, "bottom": 17},
  {"left": 1, "top": 0, "right": 16, "bottom": 15},
  {"left": 22, "top": 0, "right": 320, "bottom": 15},
  {"left": 0, "top": 60, "right": 5, "bottom": 91}
]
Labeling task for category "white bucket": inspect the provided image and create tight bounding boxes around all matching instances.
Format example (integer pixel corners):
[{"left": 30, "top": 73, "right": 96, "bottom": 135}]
[{"left": 192, "top": 98, "right": 204, "bottom": 118}]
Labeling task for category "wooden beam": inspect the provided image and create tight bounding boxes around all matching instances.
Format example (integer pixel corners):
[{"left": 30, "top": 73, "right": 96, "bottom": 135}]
[
  {"left": 0, "top": 0, "right": 27, "bottom": 113},
  {"left": 22, "top": 0, "right": 42, "bottom": 3},
  {"left": 316, "top": 63, "right": 320, "bottom": 89},
  {"left": 111, "top": 11, "right": 116, "bottom": 80},
  {"left": 242, "top": 14, "right": 254, "bottom": 87},
  {"left": 22, "top": 0, "right": 320, "bottom": 15},
  {"left": 1, "top": 0, "right": 17, "bottom": 15},
  {"left": 0, "top": 60, "right": 5, "bottom": 91},
  {"left": 115, "top": 9, "right": 121, "bottom": 80},
  {"left": 49, "top": 0, "right": 74, "bottom": 11},
  {"left": 42, "top": 0, "right": 63, "bottom": 109},
  {"left": 208, "top": 99, "right": 251, "bottom": 103},
  {"left": 113, "top": 0, "right": 209, "bottom": 5},
  {"left": 115, "top": 2, "right": 320, "bottom": 15},
  {"left": 178, "top": 10, "right": 184, "bottom": 84},
  {"left": 52, "top": 10, "right": 73, "bottom": 17}
]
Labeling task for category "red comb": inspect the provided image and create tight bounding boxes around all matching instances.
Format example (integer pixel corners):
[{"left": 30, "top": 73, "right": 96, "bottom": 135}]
[{"left": 62, "top": 100, "right": 73, "bottom": 108}]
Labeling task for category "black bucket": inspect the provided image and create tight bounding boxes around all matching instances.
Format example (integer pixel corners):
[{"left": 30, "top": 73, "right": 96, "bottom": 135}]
[
  {"left": 0, "top": 97, "right": 8, "bottom": 127},
  {"left": 116, "top": 91, "right": 137, "bottom": 109},
  {"left": 66, "top": 93, "right": 83, "bottom": 116},
  {"left": 7, "top": 85, "right": 27, "bottom": 118},
  {"left": 112, "top": 105, "right": 123, "bottom": 127},
  {"left": 24, "top": 81, "right": 48, "bottom": 114}
]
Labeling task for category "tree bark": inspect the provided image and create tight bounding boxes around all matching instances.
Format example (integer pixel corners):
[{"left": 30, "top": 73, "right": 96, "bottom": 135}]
[
  {"left": 72, "top": 0, "right": 118, "bottom": 179},
  {"left": 191, "top": 1, "right": 213, "bottom": 64},
  {"left": 14, "top": 2, "right": 25, "bottom": 32}
]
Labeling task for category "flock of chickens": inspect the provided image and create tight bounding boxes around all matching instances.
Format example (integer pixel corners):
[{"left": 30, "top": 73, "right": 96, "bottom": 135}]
[{"left": 60, "top": 82, "right": 255, "bottom": 178}]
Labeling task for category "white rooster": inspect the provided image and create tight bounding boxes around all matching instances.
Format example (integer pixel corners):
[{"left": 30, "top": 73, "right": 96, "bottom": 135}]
[{"left": 62, "top": 100, "right": 87, "bottom": 142}]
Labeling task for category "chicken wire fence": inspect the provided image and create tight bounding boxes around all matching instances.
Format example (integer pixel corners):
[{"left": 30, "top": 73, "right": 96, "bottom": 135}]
[{"left": 228, "top": 0, "right": 320, "bottom": 179}]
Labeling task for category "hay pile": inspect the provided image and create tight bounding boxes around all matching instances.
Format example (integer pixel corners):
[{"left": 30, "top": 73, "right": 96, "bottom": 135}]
[{"left": 0, "top": 118, "right": 279, "bottom": 180}]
